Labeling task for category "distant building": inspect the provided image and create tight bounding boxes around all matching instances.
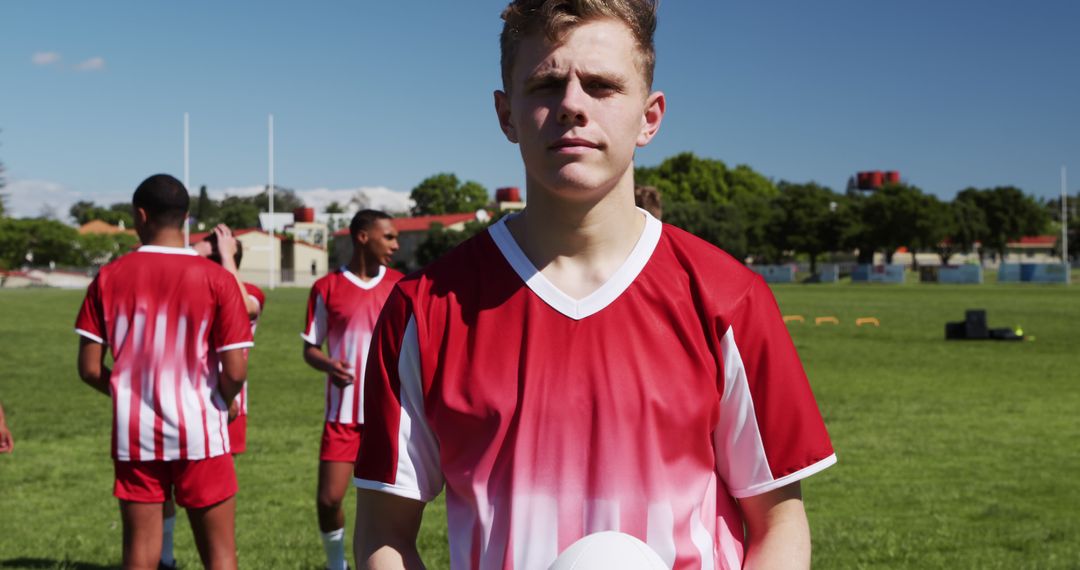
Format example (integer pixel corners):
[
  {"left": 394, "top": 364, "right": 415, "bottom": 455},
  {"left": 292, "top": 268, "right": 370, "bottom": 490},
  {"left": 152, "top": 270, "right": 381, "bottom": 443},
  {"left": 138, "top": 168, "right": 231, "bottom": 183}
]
[
  {"left": 79, "top": 219, "right": 136, "bottom": 236},
  {"left": 189, "top": 227, "right": 328, "bottom": 287}
]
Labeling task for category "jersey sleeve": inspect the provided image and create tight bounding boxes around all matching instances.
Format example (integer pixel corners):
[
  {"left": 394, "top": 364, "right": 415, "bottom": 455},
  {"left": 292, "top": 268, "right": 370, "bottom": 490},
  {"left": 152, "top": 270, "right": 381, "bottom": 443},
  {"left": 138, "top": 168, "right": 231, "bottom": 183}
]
[
  {"left": 212, "top": 272, "right": 255, "bottom": 352},
  {"left": 74, "top": 275, "right": 107, "bottom": 345},
  {"left": 712, "top": 277, "right": 835, "bottom": 499},
  {"left": 300, "top": 282, "right": 328, "bottom": 346},
  {"left": 353, "top": 289, "right": 443, "bottom": 502},
  {"left": 243, "top": 283, "right": 266, "bottom": 314}
]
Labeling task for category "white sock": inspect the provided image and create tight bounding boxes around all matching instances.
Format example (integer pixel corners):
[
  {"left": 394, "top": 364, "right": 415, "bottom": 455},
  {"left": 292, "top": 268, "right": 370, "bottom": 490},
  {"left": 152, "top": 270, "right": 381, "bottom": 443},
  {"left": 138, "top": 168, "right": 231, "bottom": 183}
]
[
  {"left": 321, "top": 527, "right": 347, "bottom": 570},
  {"left": 161, "top": 515, "right": 177, "bottom": 566}
]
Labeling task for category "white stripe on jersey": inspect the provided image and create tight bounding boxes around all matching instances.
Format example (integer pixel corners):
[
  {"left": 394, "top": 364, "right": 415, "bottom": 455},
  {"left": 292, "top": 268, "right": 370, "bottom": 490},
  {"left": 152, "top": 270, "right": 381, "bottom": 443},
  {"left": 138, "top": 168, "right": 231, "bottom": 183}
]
[
  {"left": 138, "top": 366, "right": 156, "bottom": 460},
  {"left": 114, "top": 368, "right": 132, "bottom": 459},
  {"left": 714, "top": 325, "right": 772, "bottom": 495},
  {"left": 355, "top": 332, "right": 371, "bottom": 424},
  {"left": 689, "top": 506, "right": 716, "bottom": 570},
  {"left": 159, "top": 368, "right": 180, "bottom": 460},
  {"left": 511, "top": 494, "right": 559, "bottom": 570},
  {"left": 646, "top": 502, "right": 677, "bottom": 568},
  {"left": 584, "top": 499, "right": 620, "bottom": 534},
  {"left": 301, "top": 294, "right": 329, "bottom": 345}
]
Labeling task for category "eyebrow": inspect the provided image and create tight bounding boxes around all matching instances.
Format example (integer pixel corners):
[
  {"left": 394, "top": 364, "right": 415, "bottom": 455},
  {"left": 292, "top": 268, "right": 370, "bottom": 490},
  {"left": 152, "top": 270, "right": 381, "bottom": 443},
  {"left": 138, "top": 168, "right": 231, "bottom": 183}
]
[{"left": 524, "top": 68, "right": 628, "bottom": 91}]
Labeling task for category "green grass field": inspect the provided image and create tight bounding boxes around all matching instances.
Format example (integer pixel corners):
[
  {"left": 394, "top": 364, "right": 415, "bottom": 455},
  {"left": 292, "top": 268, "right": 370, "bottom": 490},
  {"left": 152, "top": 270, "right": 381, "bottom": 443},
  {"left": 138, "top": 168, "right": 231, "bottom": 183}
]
[{"left": 1, "top": 282, "right": 1078, "bottom": 569}]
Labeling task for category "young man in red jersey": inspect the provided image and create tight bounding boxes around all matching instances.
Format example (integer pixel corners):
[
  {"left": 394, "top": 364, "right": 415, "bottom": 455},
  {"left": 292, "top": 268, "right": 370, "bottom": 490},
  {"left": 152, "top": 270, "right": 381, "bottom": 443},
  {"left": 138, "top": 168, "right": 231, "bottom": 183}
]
[
  {"left": 353, "top": 2, "right": 835, "bottom": 569},
  {"left": 76, "top": 174, "right": 252, "bottom": 570},
  {"left": 151, "top": 225, "right": 266, "bottom": 570},
  {"left": 302, "top": 210, "right": 401, "bottom": 570}
]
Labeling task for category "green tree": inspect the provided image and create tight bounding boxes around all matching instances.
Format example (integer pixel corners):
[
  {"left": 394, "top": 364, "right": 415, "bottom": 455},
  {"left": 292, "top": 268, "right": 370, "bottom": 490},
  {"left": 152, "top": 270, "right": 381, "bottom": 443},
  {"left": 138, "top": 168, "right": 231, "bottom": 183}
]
[
  {"left": 636, "top": 153, "right": 778, "bottom": 261},
  {"left": 325, "top": 201, "right": 345, "bottom": 214},
  {"left": 252, "top": 185, "right": 305, "bottom": 213},
  {"left": 635, "top": 152, "right": 730, "bottom": 204},
  {"left": 772, "top": 182, "right": 843, "bottom": 274},
  {"left": 0, "top": 218, "right": 80, "bottom": 268},
  {"left": 947, "top": 195, "right": 988, "bottom": 263},
  {"left": 217, "top": 196, "right": 261, "bottom": 230},
  {"left": 860, "top": 183, "right": 932, "bottom": 264},
  {"left": 415, "top": 220, "right": 491, "bottom": 268},
  {"left": 956, "top": 186, "right": 1049, "bottom": 261},
  {"left": 73, "top": 232, "right": 138, "bottom": 266},
  {"left": 410, "top": 173, "right": 489, "bottom": 216},
  {"left": 194, "top": 185, "right": 218, "bottom": 224},
  {"left": 68, "top": 201, "right": 132, "bottom": 227}
]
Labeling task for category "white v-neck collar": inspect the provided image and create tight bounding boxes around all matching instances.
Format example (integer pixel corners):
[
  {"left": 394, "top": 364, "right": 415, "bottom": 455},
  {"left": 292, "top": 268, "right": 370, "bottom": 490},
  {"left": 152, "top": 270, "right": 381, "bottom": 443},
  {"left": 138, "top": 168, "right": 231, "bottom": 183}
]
[
  {"left": 341, "top": 265, "right": 386, "bottom": 290},
  {"left": 488, "top": 209, "right": 662, "bottom": 321},
  {"left": 138, "top": 245, "right": 198, "bottom": 256}
]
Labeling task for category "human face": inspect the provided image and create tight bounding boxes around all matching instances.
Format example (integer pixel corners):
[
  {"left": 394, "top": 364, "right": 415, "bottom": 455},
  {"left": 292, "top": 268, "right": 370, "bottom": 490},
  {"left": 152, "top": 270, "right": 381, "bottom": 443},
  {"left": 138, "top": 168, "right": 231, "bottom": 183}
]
[
  {"left": 495, "top": 19, "right": 664, "bottom": 202},
  {"left": 358, "top": 218, "right": 400, "bottom": 267}
]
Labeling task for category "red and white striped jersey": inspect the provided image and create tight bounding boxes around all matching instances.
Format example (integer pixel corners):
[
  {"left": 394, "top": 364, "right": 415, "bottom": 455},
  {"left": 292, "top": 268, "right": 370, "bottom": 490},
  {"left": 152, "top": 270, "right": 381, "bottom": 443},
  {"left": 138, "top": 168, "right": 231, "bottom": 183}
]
[
  {"left": 233, "top": 282, "right": 266, "bottom": 416},
  {"left": 75, "top": 245, "right": 254, "bottom": 462},
  {"left": 301, "top": 266, "right": 402, "bottom": 424},
  {"left": 355, "top": 213, "right": 836, "bottom": 570}
]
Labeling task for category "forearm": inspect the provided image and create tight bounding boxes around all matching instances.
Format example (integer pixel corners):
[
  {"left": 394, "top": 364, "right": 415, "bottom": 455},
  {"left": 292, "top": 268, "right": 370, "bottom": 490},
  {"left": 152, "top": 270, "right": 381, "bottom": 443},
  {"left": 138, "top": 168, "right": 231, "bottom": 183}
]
[
  {"left": 303, "top": 344, "right": 337, "bottom": 373},
  {"left": 218, "top": 350, "right": 248, "bottom": 403},
  {"left": 742, "top": 511, "right": 811, "bottom": 569},
  {"left": 81, "top": 366, "right": 112, "bottom": 396},
  {"left": 740, "top": 483, "right": 811, "bottom": 570},
  {"left": 222, "top": 259, "right": 260, "bottom": 318}
]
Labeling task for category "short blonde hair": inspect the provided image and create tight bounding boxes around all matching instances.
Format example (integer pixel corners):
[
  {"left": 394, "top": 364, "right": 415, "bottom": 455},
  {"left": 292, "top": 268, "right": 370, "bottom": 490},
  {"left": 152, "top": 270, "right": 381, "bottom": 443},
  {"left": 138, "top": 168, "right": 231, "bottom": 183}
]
[{"left": 500, "top": 0, "right": 658, "bottom": 92}]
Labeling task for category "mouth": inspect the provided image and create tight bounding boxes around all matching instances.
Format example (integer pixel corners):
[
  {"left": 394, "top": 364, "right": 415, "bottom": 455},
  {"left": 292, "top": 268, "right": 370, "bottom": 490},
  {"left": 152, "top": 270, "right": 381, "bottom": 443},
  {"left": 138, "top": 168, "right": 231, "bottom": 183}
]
[{"left": 549, "top": 138, "right": 601, "bottom": 152}]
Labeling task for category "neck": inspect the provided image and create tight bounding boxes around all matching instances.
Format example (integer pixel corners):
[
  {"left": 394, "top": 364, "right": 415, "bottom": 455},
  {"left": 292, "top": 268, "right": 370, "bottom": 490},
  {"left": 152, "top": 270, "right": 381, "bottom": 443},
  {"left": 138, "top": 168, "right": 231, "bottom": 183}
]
[
  {"left": 507, "top": 167, "right": 645, "bottom": 298},
  {"left": 347, "top": 254, "right": 382, "bottom": 280},
  {"left": 513, "top": 169, "right": 642, "bottom": 263},
  {"left": 141, "top": 227, "right": 187, "bottom": 249}
]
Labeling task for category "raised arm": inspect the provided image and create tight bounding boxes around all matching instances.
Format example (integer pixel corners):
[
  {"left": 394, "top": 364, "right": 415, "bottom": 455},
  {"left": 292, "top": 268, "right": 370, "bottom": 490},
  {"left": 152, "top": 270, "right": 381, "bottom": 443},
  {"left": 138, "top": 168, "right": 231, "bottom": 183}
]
[
  {"left": 739, "top": 482, "right": 811, "bottom": 570},
  {"left": 354, "top": 490, "right": 427, "bottom": 570},
  {"left": 212, "top": 224, "right": 260, "bottom": 318}
]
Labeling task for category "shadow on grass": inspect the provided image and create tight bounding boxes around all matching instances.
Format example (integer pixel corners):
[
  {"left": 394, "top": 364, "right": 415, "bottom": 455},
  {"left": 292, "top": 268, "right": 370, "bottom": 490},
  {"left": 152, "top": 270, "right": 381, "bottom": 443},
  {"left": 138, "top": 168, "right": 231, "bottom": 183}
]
[{"left": 0, "top": 559, "right": 117, "bottom": 570}]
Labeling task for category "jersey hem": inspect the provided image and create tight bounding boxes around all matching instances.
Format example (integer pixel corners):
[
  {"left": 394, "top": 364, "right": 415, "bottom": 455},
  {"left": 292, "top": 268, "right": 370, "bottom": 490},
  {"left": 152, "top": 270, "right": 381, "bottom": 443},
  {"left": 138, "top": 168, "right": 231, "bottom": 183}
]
[
  {"left": 729, "top": 453, "right": 837, "bottom": 499},
  {"left": 217, "top": 341, "right": 255, "bottom": 353},
  {"left": 352, "top": 478, "right": 437, "bottom": 502},
  {"left": 75, "top": 328, "right": 106, "bottom": 344},
  {"left": 114, "top": 449, "right": 231, "bottom": 462}
]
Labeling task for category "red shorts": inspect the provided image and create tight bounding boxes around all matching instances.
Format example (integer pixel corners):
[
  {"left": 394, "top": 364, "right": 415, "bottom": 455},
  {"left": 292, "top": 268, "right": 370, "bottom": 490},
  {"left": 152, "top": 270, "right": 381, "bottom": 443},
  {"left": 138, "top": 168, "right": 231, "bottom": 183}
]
[
  {"left": 114, "top": 455, "right": 237, "bottom": 509},
  {"left": 319, "top": 422, "right": 363, "bottom": 463},
  {"left": 228, "top": 414, "right": 247, "bottom": 455}
]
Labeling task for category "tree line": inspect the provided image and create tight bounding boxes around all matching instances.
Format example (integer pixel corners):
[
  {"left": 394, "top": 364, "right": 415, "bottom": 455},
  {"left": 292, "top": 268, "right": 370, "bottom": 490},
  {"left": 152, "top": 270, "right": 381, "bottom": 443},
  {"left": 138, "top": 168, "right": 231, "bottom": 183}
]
[{"left": 1, "top": 151, "right": 1076, "bottom": 272}]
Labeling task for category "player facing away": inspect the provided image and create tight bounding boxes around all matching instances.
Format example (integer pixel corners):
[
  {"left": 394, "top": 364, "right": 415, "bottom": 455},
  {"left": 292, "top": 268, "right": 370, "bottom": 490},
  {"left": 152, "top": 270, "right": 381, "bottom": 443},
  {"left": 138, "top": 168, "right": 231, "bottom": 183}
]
[
  {"left": 302, "top": 210, "right": 401, "bottom": 570},
  {"left": 151, "top": 225, "right": 266, "bottom": 570},
  {"left": 352, "top": 1, "right": 835, "bottom": 569},
  {"left": 75, "top": 174, "right": 253, "bottom": 570}
]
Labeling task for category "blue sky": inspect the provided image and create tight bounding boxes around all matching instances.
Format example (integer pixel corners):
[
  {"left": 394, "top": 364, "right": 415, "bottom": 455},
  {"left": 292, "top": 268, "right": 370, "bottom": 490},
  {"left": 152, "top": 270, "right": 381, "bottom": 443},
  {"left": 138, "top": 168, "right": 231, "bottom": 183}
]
[{"left": 2, "top": 1, "right": 1078, "bottom": 219}]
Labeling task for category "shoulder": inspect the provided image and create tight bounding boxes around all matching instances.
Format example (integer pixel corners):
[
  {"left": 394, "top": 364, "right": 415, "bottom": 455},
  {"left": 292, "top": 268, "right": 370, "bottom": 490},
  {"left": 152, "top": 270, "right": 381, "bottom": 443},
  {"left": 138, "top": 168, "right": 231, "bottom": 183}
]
[
  {"left": 310, "top": 270, "right": 340, "bottom": 294},
  {"left": 655, "top": 223, "right": 766, "bottom": 315},
  {"left": 243, "top": 282, "right": 266, "bottom": 304}
]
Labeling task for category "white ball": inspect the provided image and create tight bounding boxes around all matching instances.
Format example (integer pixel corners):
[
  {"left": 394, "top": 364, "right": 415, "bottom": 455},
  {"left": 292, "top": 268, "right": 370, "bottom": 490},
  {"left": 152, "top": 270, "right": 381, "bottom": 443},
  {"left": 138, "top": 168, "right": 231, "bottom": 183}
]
[{"left": 548, "top": 531, "right": 669, "bottom": 570}]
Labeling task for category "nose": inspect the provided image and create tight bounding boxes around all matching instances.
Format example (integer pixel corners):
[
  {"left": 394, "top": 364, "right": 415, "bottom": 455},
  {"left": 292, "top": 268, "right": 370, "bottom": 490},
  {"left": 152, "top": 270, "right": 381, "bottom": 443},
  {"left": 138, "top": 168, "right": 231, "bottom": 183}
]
[{"left": 557, "top": 80, "right": 589, "bottom": 127}]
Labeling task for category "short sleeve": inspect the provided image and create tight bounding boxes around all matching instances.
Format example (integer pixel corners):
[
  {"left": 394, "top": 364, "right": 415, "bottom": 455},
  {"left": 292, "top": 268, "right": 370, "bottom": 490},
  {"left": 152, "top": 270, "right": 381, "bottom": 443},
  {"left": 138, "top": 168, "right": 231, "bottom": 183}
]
[
  {"left": 75, "top": 275, "right": 107, "bottom": 345},
  {"left": 713, "top": 278, "right": 835, "bottom": 499},
  {"left": 353, "top": 289, "right": 443, "bottom": 502},
  {"left": 300, "top": 284, "right": 328, "bottom": 346},
  {"left": 244, "top": 283, "right": 266, "bottom": 314},
  {"left": 212, "top": 273, "right": 255, "bottom": 352}
]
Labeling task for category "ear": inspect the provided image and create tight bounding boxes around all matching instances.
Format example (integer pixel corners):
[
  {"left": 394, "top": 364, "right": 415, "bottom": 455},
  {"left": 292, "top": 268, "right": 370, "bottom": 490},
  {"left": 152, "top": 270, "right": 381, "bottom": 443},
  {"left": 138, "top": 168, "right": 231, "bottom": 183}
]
[
  {"left": 355, "top": 229, "right": 370, "bottom": 246},
  {"left": 636, "top": 90, "right": 666, "bottom": 148},
  {"left": 135, "top": 206, "right": 150, "bottom": 226},
  {"left": 494, "top": 90, "right": 518, "bottom": 144}
]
